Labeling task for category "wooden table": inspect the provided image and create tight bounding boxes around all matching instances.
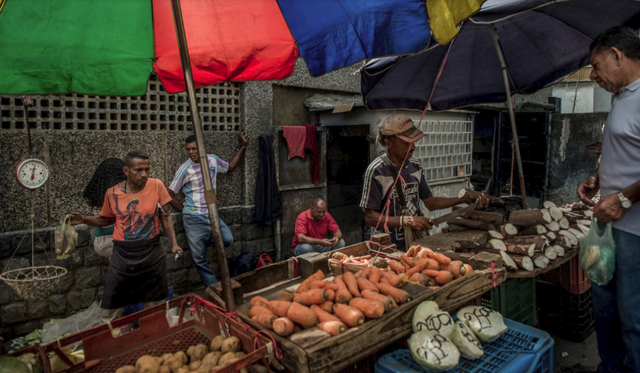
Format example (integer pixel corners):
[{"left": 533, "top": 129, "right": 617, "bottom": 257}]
[{"left": 207, "top": 241, "right": 506, "bottom": 373}]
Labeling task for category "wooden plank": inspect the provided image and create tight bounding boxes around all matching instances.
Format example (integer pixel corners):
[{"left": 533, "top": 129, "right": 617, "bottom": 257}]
[
  {"left": 210, "top": 278, "right": 244, "bottom": 307},
  {"left": 230, "top": 259, "right": 294, "bottom": 294},
  {"left": 297, "top": 252, "right": 330, "bottom": 278},
  {"left": 508, "top": 247, "right": 579, "bottom": 278},
  {"left": 413, "top": 230, "right": 489, "bottom": 251}
]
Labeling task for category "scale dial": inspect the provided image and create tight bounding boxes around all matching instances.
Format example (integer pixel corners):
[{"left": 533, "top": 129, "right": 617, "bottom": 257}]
[{"left": 15, "top": 158, "right": 49, "bottom": 190}]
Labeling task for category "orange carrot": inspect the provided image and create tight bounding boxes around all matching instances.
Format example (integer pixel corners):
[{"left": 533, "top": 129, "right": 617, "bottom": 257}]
[
  {"left": 325, "top": 289, "right": 335, "bottom": 302},
  {"left": 446, "top": 260, "right": 465, "bottom": 278},
  {"left": 386, "top": 260, "right": 406, "bottom": 274},
  {"left": 406, "top": 246, "right": 417, "bottom": 257},
  {"left": 318, "top": 321, "right": 345, "bottom": 336},
  {"left": 286, "top": 302, "right": 318, "bottom": 328},
  {"left": 252, "top": 314, "right": 276, "bottom": 330},
  {"left": 349, "top": 298, "right": 385, "bottom": 318},
  {"left": 380, "top": 277, "right": 390, "bottom": 285},
  {"left": 250, "top": 296, "right": 269, "bottom": 308},
  {"left": 357, "top": 277, "right": 378, "bottom": 293},
  {"left": 381, "top": 271, "right": 404, "bottom": 288},
  {"left": 294, "top": 288, "right": 327, "bottom": 306},
  {"left": 297, "top": 270, "right": 325, "bottom": 294},
  {"left": 333, "top": 276, "right": 353, "bottom": 304},
  {"left": 272, "top": 317, "right": 295, "bottom": 336},
  {"left": 319, "top": 301, "right": 334, "bottom": 314},
  {"left": 311, "top": 280, "right": 328, "bottom": 289},
  {"left": 249, "top": 305, "right": 276, "bottom": 318},
  {"left": 425, "top": 259, "right": 440, "bottom": 271},
  {"left": 277, "top": 289, "right": 295, "bottom": 302},
  {"left": 267, "top": 301, "right": 292, "bottom": 317},
  {"left": 463, "top": 264, "right": 474, "bottom": 275},
  {"left": 433, "top": 253, "right": 452, "bottom": 265},
  {"left": 323, "top": 283, "right": 339, "bottom": 291},
  {"left": 435, "top": 270, "right": 454, "bottom": 285},
  {"left": 401, "top": 255, "right": 415, "bottom": 268},
  {"left": 422, "top": 269, "right": 440, "bottom": 278},
  {"left": 310, "top": 305, "right": 346, "bottom": 325},
  {"left": 355, "top": 267, "right": 372, "bottom": 279},
  {"left": 368, "top": 267, "right": 382, "bottom": 284},
  {"left": 375, "top": 283, "right": 411, "bottom": 304},
  {"left": 332, "top": 304, "right": 365, "bottom": 327},
  {"left": 426, "top": 250, "right": 436, "bottom": 258},
  {"left": 405, "top": 261, "right": 428, "bottom": 278},
  {"left": 342, "top": 271, "right": 361, "bottom": 298},
  {"left": 409, "top": 273, "right": 432, "bottom": 286},
  {"left": 361, "top": 290, "right": 396, "bottom": 312}
]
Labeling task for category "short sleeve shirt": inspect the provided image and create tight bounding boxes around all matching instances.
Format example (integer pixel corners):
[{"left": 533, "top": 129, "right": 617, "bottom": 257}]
[
  {"left": 291, "top": 210, "right": 340, "bottom": 250},
  {"left": 360, "top": 155, "right": 433, "bottom": 250},
  {"left": 101, "top": 178, "right": 172, "bottom": 241},
  {"left": 168, "top": 155, "right": 229, "bottom": 215}
]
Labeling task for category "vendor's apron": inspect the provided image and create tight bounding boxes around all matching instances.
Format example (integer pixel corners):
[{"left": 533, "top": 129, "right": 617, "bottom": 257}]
[{"left": 101, "top": 236, "right": 168, "bottom": 309}]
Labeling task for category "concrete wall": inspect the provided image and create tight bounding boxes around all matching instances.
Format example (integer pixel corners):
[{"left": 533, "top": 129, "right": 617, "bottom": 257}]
[{"left": 547, "top": 113, "right": 606, "bottom": 205}]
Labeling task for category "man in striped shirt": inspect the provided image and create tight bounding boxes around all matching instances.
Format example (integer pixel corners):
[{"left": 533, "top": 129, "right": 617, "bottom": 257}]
[{"left": 168, "top": 133, "right": 248, "bottom": 286}]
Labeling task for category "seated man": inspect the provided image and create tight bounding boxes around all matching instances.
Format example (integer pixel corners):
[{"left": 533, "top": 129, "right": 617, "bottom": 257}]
[{"left": 292, "top": 198, "right": 345, "bottom": 256}]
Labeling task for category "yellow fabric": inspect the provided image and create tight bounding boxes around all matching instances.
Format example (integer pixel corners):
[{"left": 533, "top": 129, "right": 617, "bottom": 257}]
[
  {"left": 427, "top": 0, "right": 486, "bottom": 45},
  {"left": 0, "top": 0, "right": 6, "bottom": 14}
]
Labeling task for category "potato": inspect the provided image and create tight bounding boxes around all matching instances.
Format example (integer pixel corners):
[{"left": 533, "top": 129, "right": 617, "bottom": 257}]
[
  {"left": 136, "top": 355, "right": 160, "bottom": 373},
  {"left": 221, "top": 337, "right": 241, "bottom": 354},
  {"left": 167, "top": 359, "right": 182, "bottom": 373},
  {"left": 239, "top": 368, "right": 248, "bottom": 373},
  {"left": 252, "top": 364, "right": 269, "bottom": 373},
  {"left": 217, "top": 352, "right": 238, "bottom": 367},
  {"left": 186, "top": 346, "right": 195, "bottom": 357},
  {"left": 234, "top": 351, "right": 246, "bottom": 359},
  {"left": 159, "top": 367, "right": 170, "bottom": 373},
  {"left": 161, "top": 353, "right": 174, "bottom": 362},
  {"left": 115, "top": 366, "right": 136, "bottom": 373},
  {"left": 175, "top": 368, "right": 189, "bottom": 373},
  {"left": 201, "top": 352, "right": 221, "bottom": 367},
  {"left": 189, "top": 360, "right": 202, "bottom": 371},
  {"left": 210, "top": 335, "right": 225, "bottom": 352},
  {"left": 191, "top": 344, "right": 208, "bottom": 362},
  {"left": 174, "top": 351, "right": 189, "bottom": 366}
]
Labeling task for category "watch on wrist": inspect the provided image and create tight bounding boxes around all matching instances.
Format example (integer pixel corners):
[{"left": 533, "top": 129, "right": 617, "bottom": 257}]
[{"left": 618, "top": 192, "right": 632, "bottom": 209}]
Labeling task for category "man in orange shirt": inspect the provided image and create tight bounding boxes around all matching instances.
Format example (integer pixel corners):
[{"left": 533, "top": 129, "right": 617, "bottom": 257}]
[
  {"left": 292, "top": 198, "right": 345, "bottom": 256},
  {"left": 68, "top": 151, "right": 182, "bottom": 324}
]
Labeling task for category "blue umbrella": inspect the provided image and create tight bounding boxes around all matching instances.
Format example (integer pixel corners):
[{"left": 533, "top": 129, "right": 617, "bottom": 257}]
[{"left": 361, "top": 0, "right": 640, "bottom": 207}]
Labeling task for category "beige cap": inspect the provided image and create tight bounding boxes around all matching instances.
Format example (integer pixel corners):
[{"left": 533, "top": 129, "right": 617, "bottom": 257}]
[{"left": 377, "top": 114, "right": 426, "bottom": 143}]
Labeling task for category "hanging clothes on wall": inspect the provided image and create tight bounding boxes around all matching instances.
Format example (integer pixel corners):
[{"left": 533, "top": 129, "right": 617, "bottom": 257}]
[
  {"left": 304, "top": 124, "right": 319, "bottom": 184},
  {"left": 255, "top": 134, "right": 282, "bottom": 225},
  {"left": 282, "top": 126, "right": 306, "bottom": 160}
]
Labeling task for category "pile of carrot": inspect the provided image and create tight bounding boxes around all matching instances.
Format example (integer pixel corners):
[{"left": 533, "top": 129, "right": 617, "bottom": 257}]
[
  {"left": 329, "top": 252, "right": 374, "bottom": 267},
  {"left": 248, "top": 268, "right": 411, "bottom": 338}
]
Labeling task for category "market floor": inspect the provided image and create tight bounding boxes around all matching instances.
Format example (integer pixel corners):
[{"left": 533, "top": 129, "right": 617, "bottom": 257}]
[{"left": 553, "top": 331, "right": 600, "bottom": 372}]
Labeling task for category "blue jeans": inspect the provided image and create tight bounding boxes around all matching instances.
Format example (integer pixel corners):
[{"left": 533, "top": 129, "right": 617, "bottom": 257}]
[
  {"left": 592, "top": 227, "right": 640, "bottom": 373},
  {"left": 293, "top": 239, "right": 346, "bottom": 256},
  {"left": 183, "top": 214, "right": 233, "bottom": 287}
]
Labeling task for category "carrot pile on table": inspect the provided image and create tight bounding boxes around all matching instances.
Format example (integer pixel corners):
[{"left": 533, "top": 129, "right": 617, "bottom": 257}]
[{"left": 248, "top": 245, "right": 476, "bottom": 338}]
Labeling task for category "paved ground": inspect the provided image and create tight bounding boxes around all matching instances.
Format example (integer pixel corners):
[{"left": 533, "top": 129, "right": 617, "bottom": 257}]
[{"left": 552, "top": 331, "right": 600, "bottom": 372}]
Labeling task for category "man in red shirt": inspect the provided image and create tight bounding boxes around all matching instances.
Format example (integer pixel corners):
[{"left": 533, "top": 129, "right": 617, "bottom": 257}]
[{"left": 292, "top": 198, "right": 345, "bottom": 256}]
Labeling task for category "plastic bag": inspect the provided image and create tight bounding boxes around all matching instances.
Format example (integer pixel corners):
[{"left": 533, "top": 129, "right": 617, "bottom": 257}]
[
  {"left": 41, "top": 302, "right": 102, "bottom": 343},
  {"left": 55, "top": 217, "right": 77, "bottom": 259},
  {"left": 579, "top": 218, "right": 615, "bottom": 286}
]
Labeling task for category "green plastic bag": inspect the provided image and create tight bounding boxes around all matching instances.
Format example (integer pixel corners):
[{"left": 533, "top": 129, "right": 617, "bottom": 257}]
[
  {"left": 579, "top": 218, "right": 615, "bottom": 286},
  {"left": 55, "top": 217, "right": 78, "bottom": 260}
]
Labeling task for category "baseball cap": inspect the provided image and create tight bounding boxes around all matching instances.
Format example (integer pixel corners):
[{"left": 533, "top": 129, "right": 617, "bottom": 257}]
[{"left": 377, "top": 114, "right": 426, "bottom": 143}]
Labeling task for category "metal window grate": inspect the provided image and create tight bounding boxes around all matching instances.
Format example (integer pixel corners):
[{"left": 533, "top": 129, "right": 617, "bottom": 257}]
[
  {"left": 0, "top": 75, "right": 242, "bottom": 131},
  {"left": 414, "top": 120, "right": 473, "bottom": 182}
]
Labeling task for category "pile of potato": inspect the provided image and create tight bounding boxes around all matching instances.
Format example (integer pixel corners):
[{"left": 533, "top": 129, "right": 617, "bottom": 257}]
[{"left": 114, "top": 335, "right": 268, "bottom": 373}]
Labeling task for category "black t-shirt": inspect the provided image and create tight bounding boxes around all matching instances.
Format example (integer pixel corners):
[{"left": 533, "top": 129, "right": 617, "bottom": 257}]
[{"left": 360, "top": 155, "right": 433, "bottom": 251}]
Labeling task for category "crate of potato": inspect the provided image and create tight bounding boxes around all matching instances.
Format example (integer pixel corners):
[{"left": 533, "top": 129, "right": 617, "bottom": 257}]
[
  {"left": 206, "top": 239, "right": 506, "bottom": 373},
  {"left": 40, "top": 294, "right": 274, "bottom": 373}
]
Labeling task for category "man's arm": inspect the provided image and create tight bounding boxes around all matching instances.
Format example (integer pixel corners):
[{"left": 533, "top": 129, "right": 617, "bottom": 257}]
[
  {"left": 577, "top": 174, "right": 599, "bottom": 206},
  {"left": 364, "top": 208, "right": 434, "bottom": 231},
  {"left": 228, "top": 132, "right": 249, "bottom": 172},
  {"left": 168, "top": 190, "right": 184, "bottom": 212},
  {"left": 297, "top": 233, "right": 334, "bottom": 247},
  {"left": 423, "top": 197, "right": 464, "bottom": 211},
  {"left": 330, "top": 229, "right": 343, "bottom": 244},
  {"left": 67, "top": 212, "right": 115, "bottom": 227},
  {"left": 593, "top": 178, "right": 640, "bottom": 223},
  {"left": 159, "top": 204, "right": 183, "bottom": 259}
]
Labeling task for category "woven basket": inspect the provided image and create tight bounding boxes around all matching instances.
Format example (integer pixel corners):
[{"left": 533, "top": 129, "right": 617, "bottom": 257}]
[{"left": 0, "top": 265, "right": 67, "bottom": 302}]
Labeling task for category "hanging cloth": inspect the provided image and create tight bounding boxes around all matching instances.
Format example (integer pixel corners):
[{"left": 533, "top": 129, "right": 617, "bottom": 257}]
[
  {"left": 304, "top": 124, "right": 319, "bottom": 184},
  {"left": 282, "top": 126, "right": 306, "bottom": 160},
  {"left": 254, "top": 134, "right": 282, "bottom": 225}
]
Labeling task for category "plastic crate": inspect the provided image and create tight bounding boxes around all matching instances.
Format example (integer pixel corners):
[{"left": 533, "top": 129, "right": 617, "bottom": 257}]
[
  {"left": 374, "top": 318, "right": 554, "bottom": 373},
  {"left": 481, "top": 278, "right": 537, "bottom": 326},
  {"left": 540, "top": 255, "right": 591, "bottom": 294},
  {"left": 536, "top": 280, "right": 595, "bottom": 342}
]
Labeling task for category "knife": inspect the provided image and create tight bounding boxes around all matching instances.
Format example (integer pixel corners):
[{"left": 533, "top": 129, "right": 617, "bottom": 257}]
[{"left": 432, "top": 202, "right": 479, "bottom": 225}]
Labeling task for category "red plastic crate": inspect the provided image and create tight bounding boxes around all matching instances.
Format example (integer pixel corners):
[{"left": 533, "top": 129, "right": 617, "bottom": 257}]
[{"left": 540, "top": 255, "right": 590, "bottom": 294}]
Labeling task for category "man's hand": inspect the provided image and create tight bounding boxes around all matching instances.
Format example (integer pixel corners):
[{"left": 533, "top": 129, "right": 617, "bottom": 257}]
[
  {"left": 66, "top": 212, "right": 83, "bottom": 226},
  {"left": 403, "top": 216, "right": 436, "bottom": 231},
  {"left": 320, "top": 238, "right": 334, "bottom": 247},
  {"left": 239, "top": 131, "right": 249, "bottom": 148},
  {"left": 593, "top": 193, "right": 625, "bottom": 223},
  {"left": 577, "top": 176, "right": 599, "bottom": 206},
  {"left": 171, "top": 245, "right": 183, "bottom": 260},
  {"left": 459, "top": 191, "right": 490, "bottom": 208}
]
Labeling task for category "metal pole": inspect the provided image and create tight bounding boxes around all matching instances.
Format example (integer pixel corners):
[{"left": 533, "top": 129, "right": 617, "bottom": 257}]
[
  {"left": 170, "top": 0, "right": 236, "bottom": 312},
  {"left": 489, "top": 25, "right": 528, "bottom": 209}
]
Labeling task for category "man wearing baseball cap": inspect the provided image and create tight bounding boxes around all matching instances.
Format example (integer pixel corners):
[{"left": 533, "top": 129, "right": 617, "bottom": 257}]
[{"left": 360, "top": 114, "right": 482, "bottom": 251}]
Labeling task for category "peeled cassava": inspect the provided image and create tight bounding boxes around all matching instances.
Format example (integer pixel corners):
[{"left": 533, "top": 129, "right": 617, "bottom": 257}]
[
  {"left": 412, "top": 301, "right": 455, "bottom": 339},
  {"left": 408, "top": 330, "right": 460, "bottom": 371},
  {"left": 451, "top": 321, "right": 484, "bottom": 360},
  {"left": 583, "top": 245, "right": 601, "bottom": 269},
  {"left": 456, "top": 306, "right": 508, "bottom": 343}
]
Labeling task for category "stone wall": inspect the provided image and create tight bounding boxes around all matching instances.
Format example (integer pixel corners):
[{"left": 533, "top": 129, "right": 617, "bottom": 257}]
[{"left": 0, "top": 208, "right": 273, "bottom": 339}]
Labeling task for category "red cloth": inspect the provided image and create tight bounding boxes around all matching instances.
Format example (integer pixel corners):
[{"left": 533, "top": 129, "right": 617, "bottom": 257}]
[
  {"left": 291, "top": 209, "right": 340, "bottom": 251},
  {"left": 304, "top": 124, "right": 319, "bottom": 184},
  {"left": 282, "top": 126, "right": 307, "bottom": 160}
]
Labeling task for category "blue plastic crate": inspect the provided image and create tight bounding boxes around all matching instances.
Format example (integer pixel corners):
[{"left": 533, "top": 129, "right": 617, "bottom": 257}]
[{"left": 375, "top": 319, "right": 554, "bottom": 373}]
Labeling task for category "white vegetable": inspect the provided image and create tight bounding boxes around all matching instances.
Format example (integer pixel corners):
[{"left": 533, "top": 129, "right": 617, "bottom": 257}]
[
  {"left": 583, "top": 245, "right": 601, "bottom": 269},
  {"left": 456, "top": 306, "right": 508, "bottom": 343},
  {"left": 412, "top": 301, "right": 455, "bottom": 339},
  {"left": 451, "top": 321, "right": 484, "bottom": 360},
  {"left": 408, "top": 331, "right": 460, "bottom": 371}
]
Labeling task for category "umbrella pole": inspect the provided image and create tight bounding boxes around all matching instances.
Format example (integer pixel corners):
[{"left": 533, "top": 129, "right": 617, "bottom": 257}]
[
  {"left": 489, "top": 25, "right": 528, "bottom": 209},
  {"left": 169, "top": 0, "right": 236, "bottom": 313}
]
